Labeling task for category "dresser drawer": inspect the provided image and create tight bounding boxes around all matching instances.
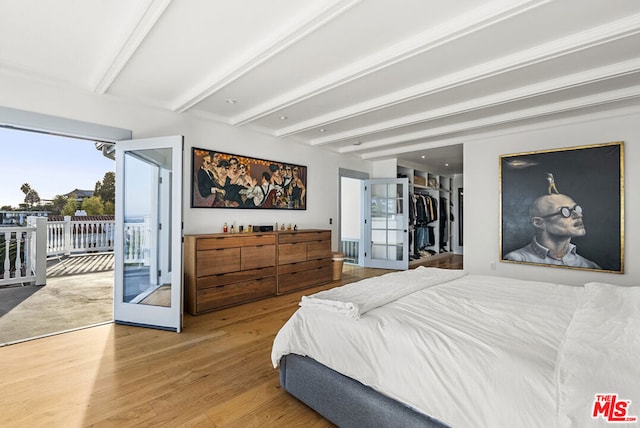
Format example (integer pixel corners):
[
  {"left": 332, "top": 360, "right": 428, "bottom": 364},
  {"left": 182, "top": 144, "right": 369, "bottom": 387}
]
[
  {"left": 241, "top": 244, "right": 276, "bottom": 270},
  {"left": 196, "top": 276, "right": 277, "bottom": 313},
  {"left": 278, "top": 242, "right": 307, "bottom": 264},
  {"left": 278, "top": 230, "right": 331, "bottom": 244},
  {"left": 278, "top": 265, "right": 332, "bottom": 294},
  {"left": 197, "top": 233, "right": 275, "bottom": 250},
  {"left": 278, "top": 259, "right": 328, "bottom": 275},
  {"left": 197, "top": 247, "right": 241, "bottom": 276},
  {"left": 197, "top": 236, "right": 244, "bottom": 250},
  {"left": 306, "top": 239, "right": 331, "bottom": 260},
  {"left": 197, "top": 266, "right": 276, "bottom": 289}
]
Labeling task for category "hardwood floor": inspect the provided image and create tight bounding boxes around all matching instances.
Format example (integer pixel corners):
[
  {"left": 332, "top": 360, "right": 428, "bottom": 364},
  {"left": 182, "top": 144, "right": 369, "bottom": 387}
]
[
  {"left": 410, "top": 252, "right": 463, "bottom": 269},
  {"left": 0, "top": 259, "right": 461, "bottom": 427}
]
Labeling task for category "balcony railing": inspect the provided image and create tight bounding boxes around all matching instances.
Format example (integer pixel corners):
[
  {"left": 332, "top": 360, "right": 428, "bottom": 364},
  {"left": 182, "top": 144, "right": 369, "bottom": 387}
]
[
  {"left": 340, "top": 238, "right": 359, "bottom": 264},
  {"left": 1, "top": 216, "right": 149, "bottom": 287},
  {"left": 46, "top": 217, "right": 116, "bottom": 256},
  {"left": 1, "top": 219, "right": 45, "bottom": 287}
]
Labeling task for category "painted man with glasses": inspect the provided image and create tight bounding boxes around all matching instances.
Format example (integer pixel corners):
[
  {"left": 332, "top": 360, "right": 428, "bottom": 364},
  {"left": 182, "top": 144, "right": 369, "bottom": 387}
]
[{"left": 504, "top": 192, "right": 600, "bottom": 268}]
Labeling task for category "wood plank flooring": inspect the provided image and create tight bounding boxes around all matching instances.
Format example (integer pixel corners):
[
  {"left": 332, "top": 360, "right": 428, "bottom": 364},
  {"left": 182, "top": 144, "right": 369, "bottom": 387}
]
[
  {"left": 409, "top": 251, "right": 463, "bottom": 269},
  {"left": 0, "top": 256, "right": 461, "bottom": 428}
]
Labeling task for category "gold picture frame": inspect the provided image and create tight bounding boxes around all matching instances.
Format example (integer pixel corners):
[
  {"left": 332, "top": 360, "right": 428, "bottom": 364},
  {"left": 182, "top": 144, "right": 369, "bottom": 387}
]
[{"left": 500, "top": 141, "right": 624, "bottom": 273}]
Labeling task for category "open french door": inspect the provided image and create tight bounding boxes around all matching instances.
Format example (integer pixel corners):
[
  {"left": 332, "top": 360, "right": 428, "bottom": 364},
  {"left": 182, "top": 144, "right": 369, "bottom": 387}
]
[
  {"left": 363, "top": 178, "right": 409, "bottom": 270},
  {"left": 114, "top": 136, "right": 183, "bottom": 332}
]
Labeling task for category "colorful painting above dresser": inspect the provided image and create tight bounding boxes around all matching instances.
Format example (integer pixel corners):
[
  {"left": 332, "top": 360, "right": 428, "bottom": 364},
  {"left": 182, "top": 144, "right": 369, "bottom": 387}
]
[{"left": 191, "top": 147, "right": 307, "bottom": 210}]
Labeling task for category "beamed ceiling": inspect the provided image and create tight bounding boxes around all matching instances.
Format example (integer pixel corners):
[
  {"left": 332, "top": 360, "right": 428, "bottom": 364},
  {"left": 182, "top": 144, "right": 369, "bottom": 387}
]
[{"left": 3, "top": 0, "right": 640, "bottom": 174}]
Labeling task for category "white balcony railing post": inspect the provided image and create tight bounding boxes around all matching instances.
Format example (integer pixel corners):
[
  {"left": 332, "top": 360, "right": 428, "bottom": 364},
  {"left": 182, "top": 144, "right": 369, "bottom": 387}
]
[
  {"left": 34, "top": 217, "right": 47, "bottom": 285},
  {"left": 2, "top": 229, "right": 10, "bottom": 279},
  {"left": 63, "top": 216, "right": 72, "bottom": 255}
]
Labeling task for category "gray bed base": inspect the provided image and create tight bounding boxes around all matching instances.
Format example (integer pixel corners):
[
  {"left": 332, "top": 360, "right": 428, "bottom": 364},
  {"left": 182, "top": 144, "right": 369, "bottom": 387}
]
[{"left": 279, "top": 354, "right": 449, "bottom": 427}]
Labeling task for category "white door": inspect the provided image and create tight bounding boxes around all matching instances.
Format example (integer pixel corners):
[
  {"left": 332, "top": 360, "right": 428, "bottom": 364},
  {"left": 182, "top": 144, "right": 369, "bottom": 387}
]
[
  {"left": 363, "top": 178, "right": 409, "bottom": 270},
  {"left": 114, "top": 136, "right": 183, "bottom": 332}
]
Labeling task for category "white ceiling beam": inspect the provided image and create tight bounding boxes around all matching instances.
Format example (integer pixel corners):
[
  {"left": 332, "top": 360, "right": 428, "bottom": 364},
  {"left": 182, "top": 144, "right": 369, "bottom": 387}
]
[
  {"left": 232, "top": 0, "right": 552, "bottom": 126},
  {"left": 308, "top": 58, "right": 640, "bottom": 146},
  {"left": 361, "top": 102, "right": 640, "bottom": 162},
  {"left": 281, "top": 12, "right": 640, "bottom": 139},
  {"left": 340, "top": 85, "right": 640, "bottom": 157},
  {"left": 171, "top": 0, "right": 362, "bottom": 113},
  {"left": 93, "top": 0, "right": 172, "bottom": 94}
]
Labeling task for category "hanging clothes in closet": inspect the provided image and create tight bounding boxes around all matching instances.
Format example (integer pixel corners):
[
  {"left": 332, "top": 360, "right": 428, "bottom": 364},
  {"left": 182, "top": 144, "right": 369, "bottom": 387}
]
[
  {"left": 439, "top": 196, "right": 449, "bottom": 251},
  {"left": 412, "top": 192, "right": 438, "bottom": 255}
]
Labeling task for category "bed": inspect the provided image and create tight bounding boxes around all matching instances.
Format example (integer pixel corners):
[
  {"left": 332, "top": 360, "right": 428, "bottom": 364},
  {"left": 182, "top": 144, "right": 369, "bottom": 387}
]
[{"left": 271, "top": 267, "right": 640, "bottom": 427}]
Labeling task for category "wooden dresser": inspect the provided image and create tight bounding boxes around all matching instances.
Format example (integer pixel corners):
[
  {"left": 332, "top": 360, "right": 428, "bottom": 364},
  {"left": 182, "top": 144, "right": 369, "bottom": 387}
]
[
  {"left": 184, "top": 232, "right": 277, "bottom": 315},
  {"left": 277, "top": 229, "right": 332, "bottom": 294},
  {"left": 184, "top": 229, "right": 332, "bottom": 315}
]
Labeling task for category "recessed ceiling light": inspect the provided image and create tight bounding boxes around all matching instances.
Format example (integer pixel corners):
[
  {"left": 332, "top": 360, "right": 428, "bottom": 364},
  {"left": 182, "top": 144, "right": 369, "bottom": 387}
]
[
  {"left": 279, "top": 116, "right": 288, "bottom": 120},
  {"left": 421, "top": 155, "right": 426, "bottom": 159},
  {"left": 225, "top": 99, "right": 237, "bottom": 104},
  {"left": 445, "top": 163, "right": 449, "bottom": 167},
  {"left": 319, "top": 128, "right": 326, "bottom": 132}
]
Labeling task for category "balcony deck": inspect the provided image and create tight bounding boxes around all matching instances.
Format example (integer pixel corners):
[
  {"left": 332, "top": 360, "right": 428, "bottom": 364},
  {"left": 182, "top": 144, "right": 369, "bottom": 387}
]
[{"left": 0, "top": 253, "right": 114, "bottom": 346}]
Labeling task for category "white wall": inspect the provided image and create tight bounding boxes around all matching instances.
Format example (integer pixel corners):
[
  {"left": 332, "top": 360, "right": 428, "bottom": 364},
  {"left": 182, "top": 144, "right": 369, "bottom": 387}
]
[
  {"left": 464, "top": 107, "right": 640, "bottom": 286},
  {"left": 371, "top": 158, "right": 397, "bottom": 178},
  {"left": 0, "top": 73, "right": 372, "bottom": 250},
  {"left": 340, "top": 177, "right": 362, "bottom": 240}
]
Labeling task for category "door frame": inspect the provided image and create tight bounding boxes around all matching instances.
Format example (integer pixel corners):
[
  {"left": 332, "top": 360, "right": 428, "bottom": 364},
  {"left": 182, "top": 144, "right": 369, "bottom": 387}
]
[
  {"left": 114, "top": 135, "right": 184, "bottom": 332},
  {"left": 338, "top": 168, "right": 369, "bottom": 266}
]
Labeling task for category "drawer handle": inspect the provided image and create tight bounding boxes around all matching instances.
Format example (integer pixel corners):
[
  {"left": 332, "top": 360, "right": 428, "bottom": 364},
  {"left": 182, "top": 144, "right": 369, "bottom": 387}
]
[{"left": 216, "top": 285, "right": 225, "bottom": 288}]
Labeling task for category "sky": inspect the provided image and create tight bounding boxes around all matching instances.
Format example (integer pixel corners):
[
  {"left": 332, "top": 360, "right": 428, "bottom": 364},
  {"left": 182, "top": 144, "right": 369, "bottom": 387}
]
[{"left": 0, "top": 127, "right": 115, "bottom": 208}]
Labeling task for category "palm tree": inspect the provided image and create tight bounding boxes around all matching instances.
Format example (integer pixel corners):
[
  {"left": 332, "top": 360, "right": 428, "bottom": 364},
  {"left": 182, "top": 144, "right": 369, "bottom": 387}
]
[{"left": 20, "top": 183, "right": 41, "bottom": 208}]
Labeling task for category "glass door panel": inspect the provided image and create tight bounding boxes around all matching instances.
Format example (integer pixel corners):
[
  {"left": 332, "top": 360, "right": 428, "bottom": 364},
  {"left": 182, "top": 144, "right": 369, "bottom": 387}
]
[
  {"left": 114, "top": 136, "right": 183, "bottom": 332},
  {"left": 364, "top": 178, "right": 408, "bottom": 270}
]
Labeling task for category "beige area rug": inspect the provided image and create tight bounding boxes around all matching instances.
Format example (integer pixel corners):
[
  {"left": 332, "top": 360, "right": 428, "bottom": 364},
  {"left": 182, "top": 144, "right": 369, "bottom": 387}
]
[{"left": 0, "top": 270, "right": 113, "bottom": 345}]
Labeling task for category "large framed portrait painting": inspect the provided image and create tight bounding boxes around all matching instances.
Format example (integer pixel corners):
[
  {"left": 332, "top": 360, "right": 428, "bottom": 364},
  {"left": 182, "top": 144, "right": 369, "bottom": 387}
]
[
  {"left": 500, "top": 141, "right": 623, "bottom": 273},
  {"left": 191, "top": 148, "right": 307, "bottom": 210}
]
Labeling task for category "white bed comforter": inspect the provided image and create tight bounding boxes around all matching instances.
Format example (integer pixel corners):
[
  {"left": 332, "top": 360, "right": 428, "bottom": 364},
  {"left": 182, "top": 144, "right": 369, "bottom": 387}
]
[
  {"left": 271, "top": 268, "right": 640, "bottom": 428},
  {"left": 556, "top": 282, "right": 640, "bottom": 427},
  {"left": 299, "top": 267, "right": 466, "bottom": 318}
]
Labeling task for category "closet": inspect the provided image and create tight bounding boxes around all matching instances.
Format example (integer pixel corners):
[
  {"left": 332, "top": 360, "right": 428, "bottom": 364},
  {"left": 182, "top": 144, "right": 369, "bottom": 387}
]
[{"left": 398, "top": 165, "right": 457, "bottom": 262}]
